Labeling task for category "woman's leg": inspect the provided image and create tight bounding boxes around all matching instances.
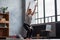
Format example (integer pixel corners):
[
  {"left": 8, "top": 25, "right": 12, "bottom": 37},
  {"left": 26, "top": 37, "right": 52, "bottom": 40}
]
[
  {"left": 23, "top": 23, "right": 30, "bottom": 31},
  {"left": 26, "top": 29, "right": 32, "bottom": 39},
  {"left": 23, "top": 23, "right": 30, "bottom": 39},
  {"left": 23, "top": 23, "right": 32, "bottom": 40}
]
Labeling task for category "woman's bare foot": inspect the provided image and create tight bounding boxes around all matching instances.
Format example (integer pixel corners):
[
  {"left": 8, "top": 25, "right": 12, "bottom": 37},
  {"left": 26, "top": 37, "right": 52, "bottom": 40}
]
[
  {"left": 26, "top": 38, "right": 29, "bottom": 40},
  {"left": 29, "top": 38, "right": 32, "bottom": 40},
  {"left": 26, "top": 38, "right": 32, "bottom": 40}
]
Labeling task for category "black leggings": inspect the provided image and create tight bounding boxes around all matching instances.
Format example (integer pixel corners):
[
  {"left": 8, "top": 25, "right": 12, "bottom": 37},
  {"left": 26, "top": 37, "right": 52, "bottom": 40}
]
[{"left": 23, "top": 23, "right": 32, "bottom": 38}]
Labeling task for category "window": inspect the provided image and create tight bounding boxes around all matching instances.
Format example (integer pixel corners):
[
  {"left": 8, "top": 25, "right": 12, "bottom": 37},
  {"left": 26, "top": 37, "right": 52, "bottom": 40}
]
[
  {"left": 57, "top": 0, "right": 60, "bottom": 15},
  {"left": 45, "top": 0, "right": 55, "bottom": 16},
  {"left": 31, "top": 0, "right": 44, "bottom": 24},
  {"left": 31, "top": 0, "right": 55, "bottom": 24},
  {"left": 57, "top": 0, "right": 60, "bottom": 21},
  {"left": 30, "top": 0, "right": 60, "bottom": 24},
  {"left": 45, "top": 0, "right": 55, "bottom": 22}
]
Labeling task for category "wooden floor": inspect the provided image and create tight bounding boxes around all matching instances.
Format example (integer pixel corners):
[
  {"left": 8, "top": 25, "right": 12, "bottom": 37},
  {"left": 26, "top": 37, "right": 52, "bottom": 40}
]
[
  {"left": 6, "top": 39, "right": 60, "bottom": 40},
  {"left": 0, "top": 38, "right": 59, "bottom": 40}
]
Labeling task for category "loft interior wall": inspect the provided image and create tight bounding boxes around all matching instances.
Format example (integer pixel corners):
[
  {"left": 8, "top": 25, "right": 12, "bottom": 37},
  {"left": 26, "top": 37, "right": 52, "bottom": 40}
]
[{"left": 0, "top": 0, "right": 23, "bottom": 36}]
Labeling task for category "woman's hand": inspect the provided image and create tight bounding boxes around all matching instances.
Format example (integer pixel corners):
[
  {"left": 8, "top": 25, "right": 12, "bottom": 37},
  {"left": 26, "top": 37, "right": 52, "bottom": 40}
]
[{"left": 35, "top": 3, "right": 37, "bottom": 7}]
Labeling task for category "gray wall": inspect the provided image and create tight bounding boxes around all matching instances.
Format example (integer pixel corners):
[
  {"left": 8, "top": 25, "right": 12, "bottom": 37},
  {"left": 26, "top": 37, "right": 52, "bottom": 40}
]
[{"left": 0, "top": 0, "right": 24, "bottom": 36}]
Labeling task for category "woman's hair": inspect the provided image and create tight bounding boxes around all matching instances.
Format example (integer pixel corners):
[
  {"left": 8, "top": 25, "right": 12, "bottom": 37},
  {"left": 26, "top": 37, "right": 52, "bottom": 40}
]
[
  {"left": 27, "top": 9, "right": 32, "bottom": 14},
  {"left": 28, "top": 9, "right": 31, "bottom": 11}
]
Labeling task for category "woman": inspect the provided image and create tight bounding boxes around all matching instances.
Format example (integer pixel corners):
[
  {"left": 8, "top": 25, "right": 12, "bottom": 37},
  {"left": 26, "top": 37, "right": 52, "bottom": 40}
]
[{"left": 23, "top": 2, "right": 37, "bottom": 40}]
